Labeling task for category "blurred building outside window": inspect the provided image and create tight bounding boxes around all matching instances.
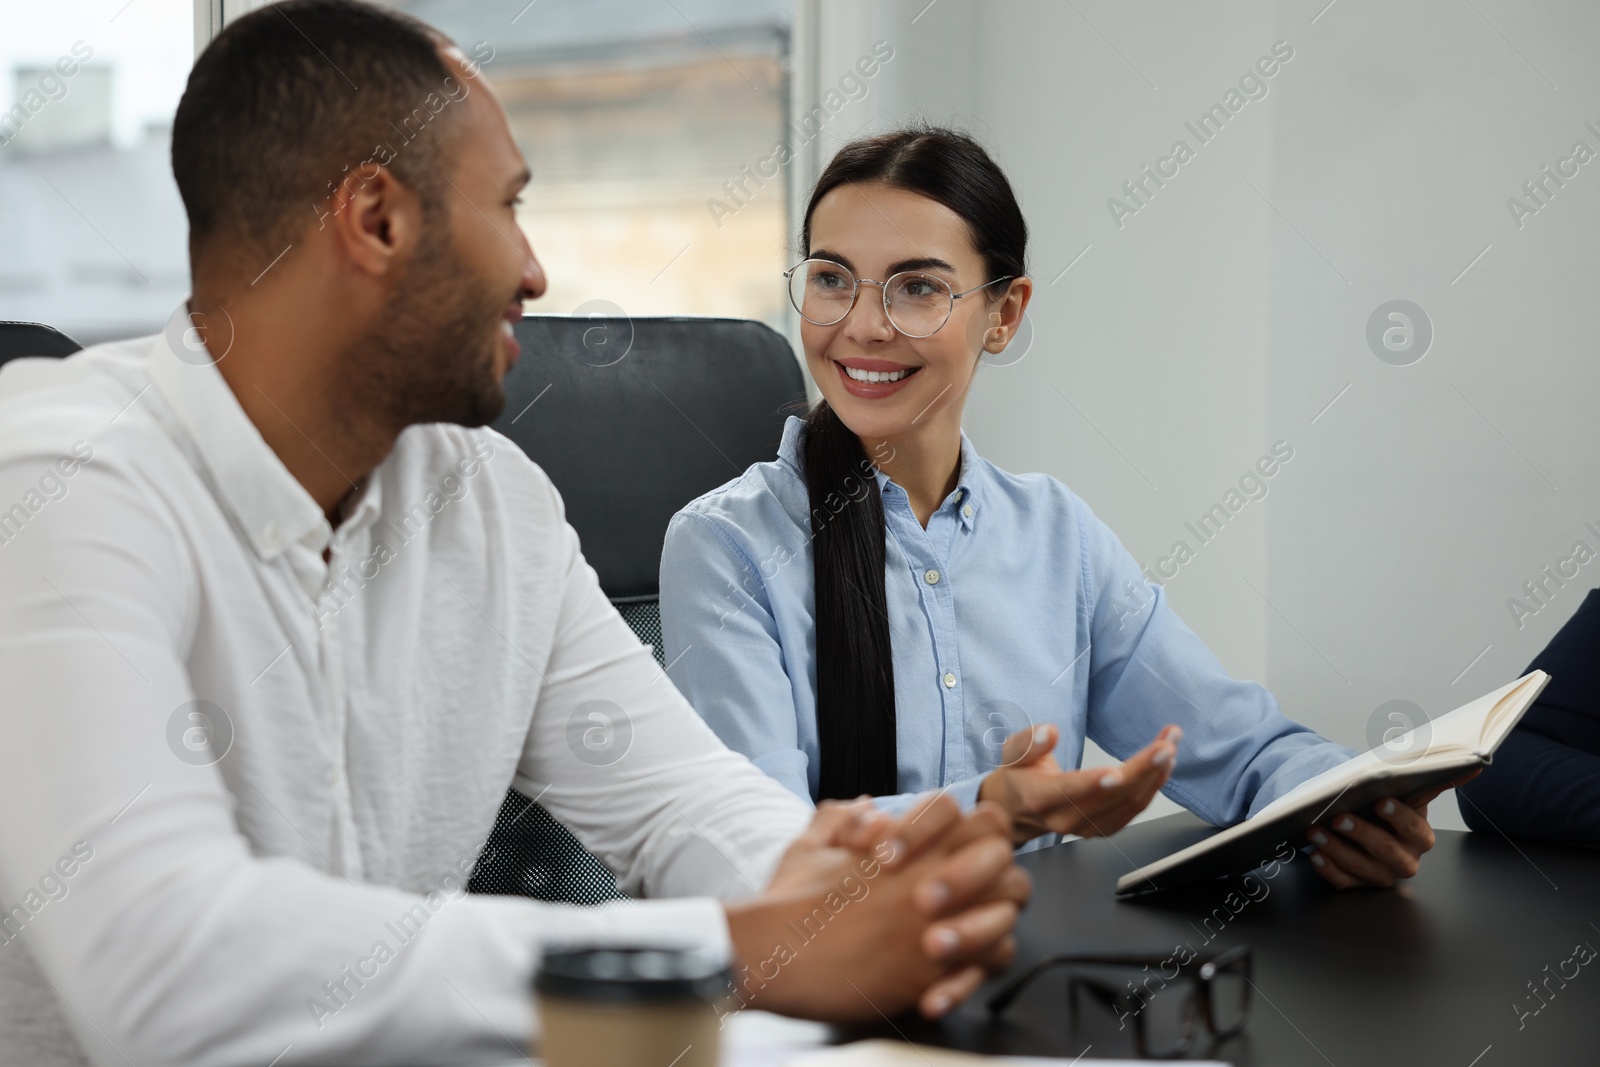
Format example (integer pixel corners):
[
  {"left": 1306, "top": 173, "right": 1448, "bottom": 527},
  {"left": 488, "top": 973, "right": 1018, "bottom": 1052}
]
[{"left": 0, "top": 0, "right": 795, "bottom": 346}]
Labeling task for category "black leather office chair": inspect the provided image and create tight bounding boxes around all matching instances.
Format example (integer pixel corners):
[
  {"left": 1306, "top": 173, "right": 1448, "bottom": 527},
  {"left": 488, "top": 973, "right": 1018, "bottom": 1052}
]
[
  {"left": 0, "top": 321, "right": 82, "bottom": 364},
  {"left": 466, "top": 315, "right": 805, "bottom": 903},
  {"left": 0, "top": 315, "right": 808, "bottom": 905}
]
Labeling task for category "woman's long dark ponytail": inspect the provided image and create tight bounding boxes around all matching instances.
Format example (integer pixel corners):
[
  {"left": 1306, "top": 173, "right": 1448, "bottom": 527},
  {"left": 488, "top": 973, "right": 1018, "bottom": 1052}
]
[
  {"left": 805, "top": 401, "right": 897, "bottom": 799},
  {"left": 802, "top": 126, "right": 1028, "bottom": 801}
]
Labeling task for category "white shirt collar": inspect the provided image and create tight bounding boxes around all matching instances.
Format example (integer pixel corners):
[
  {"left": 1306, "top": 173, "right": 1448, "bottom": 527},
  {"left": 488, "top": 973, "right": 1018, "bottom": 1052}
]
[{"left": 145, "top": 332, "right": 350, "bottom": 561}]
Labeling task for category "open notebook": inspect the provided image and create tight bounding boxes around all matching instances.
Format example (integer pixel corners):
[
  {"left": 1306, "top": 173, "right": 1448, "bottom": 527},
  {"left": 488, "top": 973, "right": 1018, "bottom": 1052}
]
[{"left": 1114, "top": 670, "right": 1551, "bottom": 896}]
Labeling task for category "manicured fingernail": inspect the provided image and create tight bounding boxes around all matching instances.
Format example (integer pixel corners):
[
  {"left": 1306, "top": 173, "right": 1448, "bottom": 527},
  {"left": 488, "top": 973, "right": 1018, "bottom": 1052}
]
[
  {"left": 1032, "top": 725, "right": 1050, "bottom": 745},
  {"left": 1311, "top": 853, "right": 1326, "bottom": 868},
  {"left": 1337, "top": 817, "right": 1355, "bottom": 833},
  {"left": 927, "top": 993, "right": 951, "bottom": 1016},
  {"left": 928, "top": 928, "right": 960, "bottom": 956},
  {"left": 1152, "top": 746, "right": 1173, "bottom": 766},
  {"left": 1168, "top": 727, "right": 1183, "bottom": 743},
  {"left": 883, "top": 838, "right": 906, "bottom": 863},
  {"left": 918, "top": 881, "right": 950, "bottom": 911},
  {"left": 1381, "top": 800, "right": 1396, "bottom": 816},
  {"left": 1100, "top": 773, "right": 1121, "bottom": 789},
  {"left": 1311, "top": 831, "right": 1328, "bottom": 846}
]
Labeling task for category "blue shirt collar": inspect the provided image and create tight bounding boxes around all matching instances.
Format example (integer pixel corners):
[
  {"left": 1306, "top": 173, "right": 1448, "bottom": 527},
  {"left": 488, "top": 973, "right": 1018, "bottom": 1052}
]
[{"left": 776, "top": 414, "right": 982, "bottom": 530}]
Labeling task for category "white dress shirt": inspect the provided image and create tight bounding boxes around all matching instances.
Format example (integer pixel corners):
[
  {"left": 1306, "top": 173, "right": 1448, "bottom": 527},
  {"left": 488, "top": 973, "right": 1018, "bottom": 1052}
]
[{"left": 0, "top": 335, "right": 812, "bottom": 1067}]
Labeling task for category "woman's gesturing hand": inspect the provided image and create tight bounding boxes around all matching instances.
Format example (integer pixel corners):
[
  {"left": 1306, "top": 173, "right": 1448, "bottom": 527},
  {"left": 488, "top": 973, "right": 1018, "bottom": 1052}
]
[{"left": 977, "top": 723, "right": 1181, "bottom": 846}]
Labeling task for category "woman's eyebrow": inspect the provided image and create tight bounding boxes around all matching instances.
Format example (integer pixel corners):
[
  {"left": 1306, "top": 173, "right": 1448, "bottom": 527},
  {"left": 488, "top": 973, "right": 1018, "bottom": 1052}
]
[
  {"left": 807, "top": 251, "right": 959, "bottom": 276},
  {"left": 887, "top": 257, "right": 957, "bottom": 275}
]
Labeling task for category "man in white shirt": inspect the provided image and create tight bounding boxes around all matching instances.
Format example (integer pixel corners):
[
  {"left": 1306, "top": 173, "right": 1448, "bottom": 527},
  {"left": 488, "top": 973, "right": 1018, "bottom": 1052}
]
[{"left": 0, "top": 3, "right": 1028, "bottom": 1064}]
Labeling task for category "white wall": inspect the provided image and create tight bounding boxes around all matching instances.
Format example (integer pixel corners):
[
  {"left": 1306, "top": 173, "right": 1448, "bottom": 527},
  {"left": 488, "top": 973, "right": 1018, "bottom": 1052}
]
[{"left": 796, "top": 0, "right": 1600, "bottom": 829}]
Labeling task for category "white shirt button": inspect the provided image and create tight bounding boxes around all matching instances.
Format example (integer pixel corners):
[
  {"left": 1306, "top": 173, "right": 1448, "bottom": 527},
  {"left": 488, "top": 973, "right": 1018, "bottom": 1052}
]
[
  {"left": 923, "top": 569, "right": 941, "bottom": 585},
  {"left": 942, "top": 671, "right": 958, "bottom": 689},
  {"left": 962, "top": 503, "right": 975, "bottom": 519},
  {"left": 262, "top": 522, "right": 283, "bottom": 549}
]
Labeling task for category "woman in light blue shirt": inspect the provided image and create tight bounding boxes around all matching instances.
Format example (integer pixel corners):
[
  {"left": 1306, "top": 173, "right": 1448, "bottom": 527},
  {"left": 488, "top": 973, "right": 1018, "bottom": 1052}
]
[{"left": 661, "top": 126, "right": 1449, "bottom": 888}]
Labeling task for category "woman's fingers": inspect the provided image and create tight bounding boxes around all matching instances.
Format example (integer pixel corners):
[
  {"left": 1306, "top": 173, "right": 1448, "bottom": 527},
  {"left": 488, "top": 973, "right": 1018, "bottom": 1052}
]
[
  {"left": 1306, "top": 822, "right": 1399, "bottom": 886},
  {"left": 1132, "top": 756, "right": 1175, "bottom": 811},
  {"left": 1306, "top": 800, "right": 1442, "bottom": 889},
  {"left": 1307, "top": 847, "right": 1360, "bottom": 889},
  {"left": 1100, "top": 729, "right": 1179, "bottom": 824},
  {"left": 1328, "top": 812, "right": 1422, "bottom": 879},
  {"left": 983, "top": 725, "right": 1183, "bottom": 844},
  {"left": 999, "top": 723, "right": 1059, "bottom": 770},
  {"left": 1026, "top": 764, "right": 1172, "bottom": 838},
  {"left": 1030, "top": 773, "right": 1101, "bottom": 835},
  {"left": 1095, "top": 726, "right": 1180, "bottom": 791},
  {"left": 1372, "top": 797, "right": 1434, "bottom": 855}
]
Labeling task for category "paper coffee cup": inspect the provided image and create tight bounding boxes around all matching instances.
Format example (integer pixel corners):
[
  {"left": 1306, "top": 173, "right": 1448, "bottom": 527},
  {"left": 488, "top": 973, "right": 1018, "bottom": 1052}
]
[{"left": 534, "top": 946, "right": 731, "bottom": 1067}]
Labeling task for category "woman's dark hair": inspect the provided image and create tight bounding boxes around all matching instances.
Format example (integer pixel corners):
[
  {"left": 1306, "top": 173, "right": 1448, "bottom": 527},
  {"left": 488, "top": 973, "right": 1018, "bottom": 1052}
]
[{"left": 801, "top": 126, "right": 1028, "bottom": 800}]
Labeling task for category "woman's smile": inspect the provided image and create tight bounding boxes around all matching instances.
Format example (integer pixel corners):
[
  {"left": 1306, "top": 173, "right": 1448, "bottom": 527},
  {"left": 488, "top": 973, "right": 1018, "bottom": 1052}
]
[{"left": 833, "top": 357, "right": 922, "bottom": 399}]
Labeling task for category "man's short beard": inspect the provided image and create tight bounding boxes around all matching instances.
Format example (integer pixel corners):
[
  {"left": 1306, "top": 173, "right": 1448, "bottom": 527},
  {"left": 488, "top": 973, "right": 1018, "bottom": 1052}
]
[{"left": 353, "top": 218, "right": 509, "bottom": 432}]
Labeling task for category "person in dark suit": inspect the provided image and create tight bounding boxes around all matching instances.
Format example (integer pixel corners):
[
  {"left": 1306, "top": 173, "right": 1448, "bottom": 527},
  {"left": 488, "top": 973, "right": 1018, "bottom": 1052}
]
[{"left": 1458, "top": 589, "right": 1600, "bottom": 847}]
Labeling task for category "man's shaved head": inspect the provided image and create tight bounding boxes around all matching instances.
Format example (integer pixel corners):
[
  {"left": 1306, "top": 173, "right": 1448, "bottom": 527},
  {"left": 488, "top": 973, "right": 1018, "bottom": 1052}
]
[
  {"left": 168, "top": 0, "right": 541, "bottom": 451},
  {"left": 172, "top": 0, "right": 466, "bottom": 273}
]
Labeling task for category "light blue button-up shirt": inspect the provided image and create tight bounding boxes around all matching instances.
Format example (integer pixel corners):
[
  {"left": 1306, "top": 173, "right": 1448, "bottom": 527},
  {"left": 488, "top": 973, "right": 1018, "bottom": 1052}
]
[{"left": 660, "top": 415, "right": 1356, "bottom": 826}]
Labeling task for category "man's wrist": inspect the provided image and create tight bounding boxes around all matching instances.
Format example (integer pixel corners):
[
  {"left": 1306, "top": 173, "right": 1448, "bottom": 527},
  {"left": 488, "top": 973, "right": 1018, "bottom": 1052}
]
[{"left": 722, "top": 896, "right": 805, "bottom": 1017}]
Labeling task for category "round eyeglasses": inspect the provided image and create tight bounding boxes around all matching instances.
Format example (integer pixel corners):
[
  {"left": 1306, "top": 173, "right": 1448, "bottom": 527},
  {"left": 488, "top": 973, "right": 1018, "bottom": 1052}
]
[{"left": 784, "top": 258, "right": 1013, "bottom": 338}]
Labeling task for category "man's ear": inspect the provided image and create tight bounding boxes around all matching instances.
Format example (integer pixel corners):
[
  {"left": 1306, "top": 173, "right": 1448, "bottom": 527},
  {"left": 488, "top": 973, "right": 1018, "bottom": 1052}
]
[{"left": 320, "top": 165, "right": 425, "bottom": 279}]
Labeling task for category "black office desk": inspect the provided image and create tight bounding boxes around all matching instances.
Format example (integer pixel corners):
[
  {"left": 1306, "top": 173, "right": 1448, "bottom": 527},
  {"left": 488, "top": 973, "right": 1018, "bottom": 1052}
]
[{"left": 855, "top": 813, "right": 1600, "bottom": 1065}]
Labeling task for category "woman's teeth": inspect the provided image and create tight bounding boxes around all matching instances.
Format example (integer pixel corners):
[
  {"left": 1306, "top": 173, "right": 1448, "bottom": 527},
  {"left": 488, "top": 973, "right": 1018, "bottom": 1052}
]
[
  {"left": 501, "top": 320, "right": 515, "bottom": 337},
  {"left": 843, "top": 365, "right": 913, "bottom": 383}
]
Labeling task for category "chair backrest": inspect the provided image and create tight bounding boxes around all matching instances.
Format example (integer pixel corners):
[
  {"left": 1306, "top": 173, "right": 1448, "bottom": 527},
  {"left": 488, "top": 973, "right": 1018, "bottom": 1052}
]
[
  {"left": 0, "top": 321, "right": 82, "bottom": 366},
  {"left": 471, "top": 315, "right": 805, "bottom": 903},
  {"left": 493, "top": 314, "right": 806, "bottom": 603}
]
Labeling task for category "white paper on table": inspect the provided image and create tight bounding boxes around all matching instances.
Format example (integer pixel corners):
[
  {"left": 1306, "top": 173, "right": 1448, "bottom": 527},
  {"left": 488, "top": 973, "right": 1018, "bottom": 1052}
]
[
  {"left": 519, "top": 1010, "right": 1229, "bottom": 1066},
  {"left": 777, "top": 1035, "right": 1225, "bottom": 1066},
  {"left": 721, "top": 1010, "right": 834, "bottom": 1066}
]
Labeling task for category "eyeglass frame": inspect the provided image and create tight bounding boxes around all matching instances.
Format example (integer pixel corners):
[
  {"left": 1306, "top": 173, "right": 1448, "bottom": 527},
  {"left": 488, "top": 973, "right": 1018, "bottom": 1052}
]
[
  {"left": 782, "top": 257, "right": 1015, "bottom": 338},
  {"left": 986, "top": 945, "right": 1252, "bottom": 1059}
]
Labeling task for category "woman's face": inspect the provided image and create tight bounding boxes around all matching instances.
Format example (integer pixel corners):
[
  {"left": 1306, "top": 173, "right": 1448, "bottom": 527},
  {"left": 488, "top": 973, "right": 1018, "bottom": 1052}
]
[{"left": 800, "top": 182, "right": 1026, "bottom": 444}]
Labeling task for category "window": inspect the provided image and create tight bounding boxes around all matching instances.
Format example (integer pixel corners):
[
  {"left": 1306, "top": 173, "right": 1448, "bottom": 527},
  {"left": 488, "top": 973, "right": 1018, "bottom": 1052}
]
[
  {"left": 383, "top": 0, "right": 793, "bottom": 332},
  {"left": 0, "top": 1, "right": 795, "bottom": 344},
  {"left": 0, "top": 1, "right": 194, "bottom": 345}
]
